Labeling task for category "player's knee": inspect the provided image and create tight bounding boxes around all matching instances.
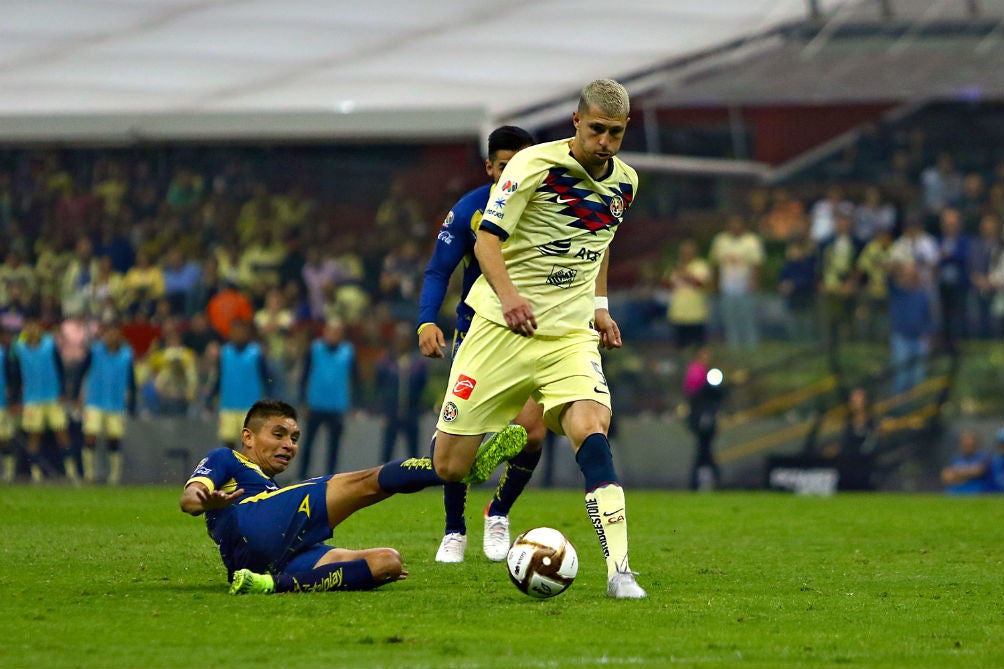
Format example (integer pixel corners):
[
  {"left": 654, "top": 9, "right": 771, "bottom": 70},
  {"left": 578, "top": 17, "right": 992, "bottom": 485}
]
[
  {"left": 523, "top": 422, "right": 547, "bottom": 449},
  {"left": 368, "top": 548, "right": 403, "bottom": 582},
  {"left": 432, "top": 458, "right": 467, "bottom": 482}
]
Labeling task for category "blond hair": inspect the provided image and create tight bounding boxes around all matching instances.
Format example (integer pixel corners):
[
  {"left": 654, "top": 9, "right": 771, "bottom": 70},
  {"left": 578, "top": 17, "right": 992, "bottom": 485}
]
[{"left": 578, "top": 79, "right": 630, "bottom": 117}]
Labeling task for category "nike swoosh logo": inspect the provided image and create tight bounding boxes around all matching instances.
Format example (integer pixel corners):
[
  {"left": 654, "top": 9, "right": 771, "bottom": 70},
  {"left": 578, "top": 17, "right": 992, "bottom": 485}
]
[
  {"left": 602, "top": 508, "right": 625, "bottom": 517},
  {"left": 594, "top": 386, "right": 609, "bottom": 394},
  {"left": 557, "top": 195, "right": 577, "bottom": 205}
]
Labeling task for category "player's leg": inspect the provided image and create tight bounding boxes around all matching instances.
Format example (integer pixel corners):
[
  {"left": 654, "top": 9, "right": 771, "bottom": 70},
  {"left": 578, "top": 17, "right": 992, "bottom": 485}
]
[
  {"left": 436, "top": 481, "right": 469, "bottom": 563},
  {"left": 0, "top": 411, "right": 15, "bottom": 483},
  {"left": 104, "top": 411, "right": 126, "bottom": 485},
  {"left": 81, "top": 408, "right": 101, "bottom": 483},
  {"left": 561, "top": 400, "right": 645, "bottom": 599},
  {"left": 22, "top": 404, "right": 46, "bottom": 482},
  {"left": 482, "top": 398, "right": 546, "bottom": 561},
  {"left": 230, "top": 547, "right": 405, "bottom": 595},
  {"left": 296, "top": 409, "right": 321, "bottom": 479},
  {"left": 325, "top": 412, "right": 344, "bottom": 473}
]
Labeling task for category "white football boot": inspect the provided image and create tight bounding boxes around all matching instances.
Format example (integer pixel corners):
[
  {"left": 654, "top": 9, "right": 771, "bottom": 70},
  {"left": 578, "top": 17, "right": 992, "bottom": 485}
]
[
  {"left": 482, "top": 508, "right": 511, "bottom": 562},
  {"left": 607, "top": 570, "right": 647, "bottom": 599},
  {"left": 435, "top": 532, "right": 467, "bottom": 563}
]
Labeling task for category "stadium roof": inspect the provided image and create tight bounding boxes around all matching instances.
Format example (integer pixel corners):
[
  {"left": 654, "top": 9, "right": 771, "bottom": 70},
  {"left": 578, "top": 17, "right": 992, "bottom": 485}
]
[{"left": 0, "top": 0, "right": 847, "bottom": 143}]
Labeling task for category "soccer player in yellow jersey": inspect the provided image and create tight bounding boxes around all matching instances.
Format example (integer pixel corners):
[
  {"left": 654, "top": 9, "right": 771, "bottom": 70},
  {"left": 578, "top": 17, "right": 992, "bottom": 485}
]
[{"left": 382, "top": 79, "right": 645, "bottom": 598}]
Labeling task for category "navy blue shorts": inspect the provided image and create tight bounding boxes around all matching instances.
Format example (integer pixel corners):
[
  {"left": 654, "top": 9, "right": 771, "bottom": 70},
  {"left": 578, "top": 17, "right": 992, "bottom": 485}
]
[{"left": 225, "top": 475, "right": 335, "bottom": 576}]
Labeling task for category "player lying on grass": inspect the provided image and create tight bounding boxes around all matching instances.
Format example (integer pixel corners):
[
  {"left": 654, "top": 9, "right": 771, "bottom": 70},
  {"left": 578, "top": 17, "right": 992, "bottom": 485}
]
[{"left": 179, "top": 398, "right": 525, "bottom": 594}]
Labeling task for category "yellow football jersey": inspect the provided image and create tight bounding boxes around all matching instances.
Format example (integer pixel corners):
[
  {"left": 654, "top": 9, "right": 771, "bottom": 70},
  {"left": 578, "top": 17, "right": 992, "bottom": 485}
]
[{"left": 465, "top": 138, "right": 638, "bottom": 336}]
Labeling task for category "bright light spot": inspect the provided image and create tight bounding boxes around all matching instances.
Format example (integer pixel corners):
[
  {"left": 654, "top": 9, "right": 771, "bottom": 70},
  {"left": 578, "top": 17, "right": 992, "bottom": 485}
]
[
  {"left": 337, "top": 100, "right": 356, "bottom": 114},
  {"left": 707, "top": 368, "right": 724, "bottom": 386}
]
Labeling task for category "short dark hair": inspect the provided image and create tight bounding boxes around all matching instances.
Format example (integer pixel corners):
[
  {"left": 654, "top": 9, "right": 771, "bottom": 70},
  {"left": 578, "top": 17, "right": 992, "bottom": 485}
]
[
  {"left": 487, "top": 126, "right": 533, "bottom": 160},
  {"left": 243, "top": 399, "right": 297, "bottom": 432}
]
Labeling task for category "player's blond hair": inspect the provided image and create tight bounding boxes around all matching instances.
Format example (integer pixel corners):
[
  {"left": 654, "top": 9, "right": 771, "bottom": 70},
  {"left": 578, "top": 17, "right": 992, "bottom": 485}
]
[{"left": 578, "top": 79, "right": 630, "bottom": 117}]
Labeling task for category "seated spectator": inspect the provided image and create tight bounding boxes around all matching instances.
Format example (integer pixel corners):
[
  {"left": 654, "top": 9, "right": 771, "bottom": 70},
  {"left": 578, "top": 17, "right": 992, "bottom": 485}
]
[
  {"left": 0, "top": 280, "right": 33, "bottom": 334},
  {"left": 302, "top": 245, "right": 338, "bottom": 320},
  {"left": 809, "top": 185, "right": 853, "bottom": 244},
  {"left": 236, "top": 182, "right": 277, "bottom": 245},
  {"left": 60, "top": 237, "right": 100, "bottom": 318},
  {"left": 375, "top": 179, "right": 425, "bottom": 244},
  {"left": 940, "top": 430, "right": 991, "bottom": 495},
  {"left": 378, "top": 240, "right": 423, "bottom": 321},
  {"left": 855, "top": 229, "right": 895, "bottom": 342},
  {"left": 777, "top": 227, "right": 817, "bottom": 343},
  {"left": 967, "top": 214, "right": 1002, "bottom": 339},
  {"left": 181, "top": 311, "right": 221, "bottom": 357},
  {"left": 161, "top": 245, "right": 203, "bottom": 317},
  {"left": 920, "top": 152, "right": 963, "bottom": 220},
  {"left": 853, "top": 186, "right": 896, "bottom": 243},
  {"left": 92, "top": 160, "right": 129, "bottom": 218},
  {"left": 206, "top": 280, "right": 254, "bottom": 340},
  {"left": 165, "top": 167, "right": 204, "bottom": 221},
  {"left": 121, "top": 249, "right": 165, "bottom": 317},
  {"left": 761, "top": 187, "right": 805, "bottom": 244},
  {"left": 273, "top": 185, "right": 315, "bottom": 231},
  {"left": 0, "top": 249, "right": 38, "bottom": 304},
  {"left": 237, "top": 228, "right": 286, "bottom": 304}
]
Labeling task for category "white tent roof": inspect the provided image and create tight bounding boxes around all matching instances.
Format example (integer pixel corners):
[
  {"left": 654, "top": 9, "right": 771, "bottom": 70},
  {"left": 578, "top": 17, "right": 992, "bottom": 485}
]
[{"left": 0, "top": 0, "right": 844, "bottom": 142}]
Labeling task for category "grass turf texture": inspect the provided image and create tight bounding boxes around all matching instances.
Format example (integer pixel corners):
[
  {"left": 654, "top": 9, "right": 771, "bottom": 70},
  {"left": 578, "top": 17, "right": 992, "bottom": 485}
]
[{"left": 2, "top": 487, "right": 1001, "bottom": 669}]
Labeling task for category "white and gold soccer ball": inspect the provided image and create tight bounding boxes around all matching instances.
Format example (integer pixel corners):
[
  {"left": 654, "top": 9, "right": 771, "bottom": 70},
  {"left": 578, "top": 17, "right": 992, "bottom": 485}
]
[{"left": 506, "top": 527, "right": 578, "bottom": 599}]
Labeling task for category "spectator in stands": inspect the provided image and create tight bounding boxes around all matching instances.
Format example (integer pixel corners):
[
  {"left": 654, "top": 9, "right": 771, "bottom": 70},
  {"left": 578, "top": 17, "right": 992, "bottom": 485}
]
[
  {"left": 809, "top": 184, "right": 853, "bottom": 244},
  {"left": 302, "top": 245, "right": 337, "bottom": 320},
  {"left": 888, "top": 263, "right": 934, "bottom": 397},
  {"left": 297, "top": 318, "right": 355, "bottom": 478},
  {"left": 835, "top": 386, "right": 876, "bottom": 459},
  {"left": 238, "top": 228, "right": 286, "bottom": 305},
  {"left": 212, "top": 317, "right": 271, "bottom": 449},
  {"left": 60, "top": 237, "right": 100, "bottom": 318},
  {"left": 889, "top": 215, "right": 939, "bottom": 293},
  {"left": 236, "top": 182, "right": 276, "bottom": 245},
  {"left": 0, "top": 249, "right": 38, "bottom": 305},
  {"left": 663, "top": 238, "right": 711, "bottom": 350},
  {"left": 83, "top": 255, "right": 125, "bottom": 321},
  {"left": 121, "top": 248, "right": 165, "bottom": 317},
  {"left": 0, "top": 279, "right": 32, "bottom": 334},
  {"left": 940, "top": 429, "right": 991, "bottom": 495},
  {"left": 935, "top": 207, "right": 971, "bottom": 350},
  {"left": 818, "top": 207, "right": 862, "bottom": 343},
  {"left": 206, "top": 279, "right": 254, "bottom": 340},
  {"left": 375, "top": 178, "right": 425, "bottom": 244},
  {"left": 777, "top": 224, "right": 818, "bottom": 343},
  {"left": 53, "top": 178, "right": 99, "bottom": 233},
  {"left": 92, "top": 160, "right": 129, "bottom": 218},
  {"left": 181, "top": 311, "right": 220, "bottom": 358},
  {"left": 709, "top": 213, "right": 764, "bottom": 350},
  {"left": 273, "top": 184, "right": 315, "bottom": 232},
  {"left": 379, "top": 239, "right": 423, "bottom": 321},
  {"left": 254, "top": 287, "right": 294, "bottom": 400},
  {"left": 375, "top": 321, "right": 428, "bottom": 463},
  {"left": 853, "top": 185, "right": 896, "bottom": 243},
  {"left": 761, "top": 187, "right": 805, "bottom": 244},
  {"left": 149, "top": 327, "right": 198, "bottom": 417},
  {"left": 958, "top": 173, "right": 986, "bottom": 233},
  {"left": 855, "top": 229, "right": 895, "bottom": 342},
  {"left": 161, "top": 244, "right": 203, "bottom": 317},
  {"left": 920, "top": 152, "right": 963, "bottom": 220},
  {"left": 165, "top": 167, "right": 204, "bottom": 221},
  {"left": 967, "top": 214, "right": 1002, "bottom": 339}
]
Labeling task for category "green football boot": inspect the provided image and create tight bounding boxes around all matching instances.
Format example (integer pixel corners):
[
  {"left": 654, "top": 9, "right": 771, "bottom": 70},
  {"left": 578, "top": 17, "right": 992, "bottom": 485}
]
[
  {"left": 229, "top": 569, "right": 275, "bottom": 595},
  {"left": 462, "top": 425, "right": 527, "bottom": 485}
]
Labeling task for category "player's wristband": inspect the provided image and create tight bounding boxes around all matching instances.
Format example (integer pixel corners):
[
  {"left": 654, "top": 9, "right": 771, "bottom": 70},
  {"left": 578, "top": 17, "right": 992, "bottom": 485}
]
[
  {"left": 594, "top": 296, "right": 609, "bottom": 311},
  {"left": 416, "top": 322, "right": 435, "bottom": 336}
]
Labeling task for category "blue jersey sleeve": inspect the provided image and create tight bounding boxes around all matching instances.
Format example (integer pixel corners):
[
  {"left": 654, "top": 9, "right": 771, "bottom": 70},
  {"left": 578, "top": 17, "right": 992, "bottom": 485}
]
[
  {"left": 417, "top": 185, "right": 488, "bottom": 328},
  {"left": 186, "top": 447, "right": 239, "bottom": 493}
]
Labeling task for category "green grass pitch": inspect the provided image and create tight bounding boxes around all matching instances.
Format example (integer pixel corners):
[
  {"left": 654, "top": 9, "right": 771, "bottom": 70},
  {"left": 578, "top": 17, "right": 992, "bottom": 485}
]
[{"left": 2, "top": 486, "right": 1001, "bottom": 669}]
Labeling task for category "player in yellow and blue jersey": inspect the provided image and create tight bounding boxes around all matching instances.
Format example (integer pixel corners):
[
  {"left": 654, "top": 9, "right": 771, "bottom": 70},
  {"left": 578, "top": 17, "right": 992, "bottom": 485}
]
[
  {"left": 418, "top": 125, "right": 548, "bottom": 564},
  {"left": 0, "top": 329, "right": 18, "bottom": 483},
  {"left": 180, "top": 398, "right": 523, "bottom": 594},
  {"left": 385, "top": 79, "right": 646, "bottom": 598}
]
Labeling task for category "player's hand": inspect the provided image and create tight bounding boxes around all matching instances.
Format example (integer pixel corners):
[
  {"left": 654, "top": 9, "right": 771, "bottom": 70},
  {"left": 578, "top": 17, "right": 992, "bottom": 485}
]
[
  {"left": 501, "top": 293, "right": 537, "bottom": 337},
  {"left": 418, "top": 324, "right": 447, "bottom": 358},
  {"left": 594, "top": 309, "right": 622, "bottom": 349},
  {"left": 196, "top": 486, "right": 245, "bottom": 512}
]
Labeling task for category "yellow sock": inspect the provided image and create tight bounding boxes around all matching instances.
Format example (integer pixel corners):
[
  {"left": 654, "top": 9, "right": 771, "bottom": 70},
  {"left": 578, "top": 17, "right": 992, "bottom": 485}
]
[{"left": 584, "top": 483, "right": 631, "bottom": 578}]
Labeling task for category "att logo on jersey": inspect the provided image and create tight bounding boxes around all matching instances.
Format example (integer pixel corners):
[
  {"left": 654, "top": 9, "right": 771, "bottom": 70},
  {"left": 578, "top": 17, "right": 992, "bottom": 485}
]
[{"left": 575, "top": 248, "right": 601, "bottom": 262}]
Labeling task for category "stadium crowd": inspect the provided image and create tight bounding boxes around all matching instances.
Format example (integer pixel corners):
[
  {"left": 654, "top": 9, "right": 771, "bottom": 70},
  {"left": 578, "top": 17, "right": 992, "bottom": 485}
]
[{"left": 1, "top": 109, "right": 1003, "bottom": 485}]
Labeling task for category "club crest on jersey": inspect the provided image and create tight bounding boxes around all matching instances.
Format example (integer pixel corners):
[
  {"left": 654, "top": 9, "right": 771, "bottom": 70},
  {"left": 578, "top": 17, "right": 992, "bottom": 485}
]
[
  {"left": 546, "top": 265, "right": 578, "bottom": 288},
  {"left": 452, "top": 374, "right": 477, "bottom": 400},
  {"left": 609, "top": 195, "right": 624, "bottom": 218},
  {"left": 442, "top": 401, "right": 459, "bottom": 422}
]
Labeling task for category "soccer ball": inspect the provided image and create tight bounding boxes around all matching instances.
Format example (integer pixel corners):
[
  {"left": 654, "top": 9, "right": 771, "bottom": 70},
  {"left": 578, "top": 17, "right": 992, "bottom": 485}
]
[{"left": 506, "top": 527, "right": 578, "bottom": 599}]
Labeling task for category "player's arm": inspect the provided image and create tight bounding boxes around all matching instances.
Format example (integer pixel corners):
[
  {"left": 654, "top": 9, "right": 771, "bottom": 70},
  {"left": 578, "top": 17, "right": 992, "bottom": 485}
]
[
  {"left": 179, "top": 480, "right": 245, "bottom": 516},
  {"left": 474, "top": 227, "right": 537, "bottom": 336},
  {"left": 417, "top": 216, "right": 469, "bottom": 357},
  {"left": 593, "top": 249, "right": 622, "bottom": 349}
]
